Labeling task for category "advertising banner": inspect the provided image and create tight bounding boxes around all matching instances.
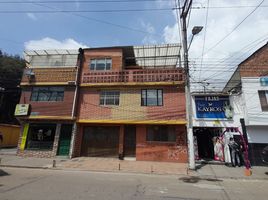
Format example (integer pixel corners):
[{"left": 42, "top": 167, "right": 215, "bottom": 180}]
[{"left": 195, "top": 96, "right": 232, "bottom": 119}]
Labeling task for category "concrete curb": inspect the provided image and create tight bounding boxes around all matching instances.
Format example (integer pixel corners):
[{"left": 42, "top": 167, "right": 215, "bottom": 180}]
[{"left": 0, "top": 165, "right": 50, "bottom": 170}]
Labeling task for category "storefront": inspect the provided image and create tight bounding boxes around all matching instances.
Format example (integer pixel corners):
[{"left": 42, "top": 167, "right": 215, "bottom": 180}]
[
  {"left": 192, "top": 94, "right": 244, "bottom": 164},
  {"left": 17, "top": 120, "right": 74, "bottom": 158}
]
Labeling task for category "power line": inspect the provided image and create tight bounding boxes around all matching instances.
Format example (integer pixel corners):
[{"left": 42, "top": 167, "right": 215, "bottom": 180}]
[
  {"left": 197, "top": 0, "right": 209, "bottom": 81},
  {"left": 29, "top": 1, "right": 163, "bottom": 37},
  {"left": 200, "top": 0, "right": 265, "bottom": 57},
  {"left": 0, "top": 8, "right": 174, "bottom": 13},
  {"left": 0, "top": 0, "right": 170, "bottom": 3}
]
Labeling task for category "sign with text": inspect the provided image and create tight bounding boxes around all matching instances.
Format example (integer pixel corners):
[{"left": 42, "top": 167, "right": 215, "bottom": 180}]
[
  {"left": 260, "top": 77, "right": 268, "bottom": 86},
  {"left": 195, "top": 96, "right": 232, "bottom": 119},
  {"left": 14, "top": 104, "right": 30, "bottom": 116}
]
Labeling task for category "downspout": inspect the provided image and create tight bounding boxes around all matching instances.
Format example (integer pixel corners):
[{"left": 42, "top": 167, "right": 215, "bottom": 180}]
[{"left": 69, "top": 48, "right": 84, "bottom": 158}]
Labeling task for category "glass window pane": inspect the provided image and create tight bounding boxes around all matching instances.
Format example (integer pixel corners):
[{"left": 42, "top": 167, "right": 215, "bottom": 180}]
[
  {"left": 147, "top": 90, "right": 158, "bottom": 106},
  {"left": 90, "top": 59, "right": 96, "bottom": 70},
  {"left": 106, "top": 59, "right": 111, "bottom": 70},
  {"left": 96, "top": 59, "right": 106, "bottom": 70},
  {"left": 141, "top": 90, "right": 146, "bottom": 106},
  {"left": 158, "top": 90, "right": 163, "bottom": 106}
]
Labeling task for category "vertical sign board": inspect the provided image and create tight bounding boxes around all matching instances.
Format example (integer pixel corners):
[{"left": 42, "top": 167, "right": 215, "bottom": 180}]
[
  {"left": 195, "top": 96, "right": 232, "bottom": 119},
  {"left": 260, "top": 77, "right": 268, "bottom": 86},
  {"left": 20, "top": 124, "right": 29, "bottom": 150}
]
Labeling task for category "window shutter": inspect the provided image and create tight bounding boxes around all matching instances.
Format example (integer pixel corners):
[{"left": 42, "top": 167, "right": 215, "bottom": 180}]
[{"left": 258, "top": 91, "right": 268, "bottom": 111}]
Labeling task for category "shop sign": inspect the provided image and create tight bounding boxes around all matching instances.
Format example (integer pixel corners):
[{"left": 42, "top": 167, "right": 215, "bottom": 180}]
[
  {"left": 195, "top": 96, "right": 232, "bottom": 119},
  {"left": 260, "top": 77, "right": 268, "bottom": 86},
  {"left": 14, "top": 104, "right": 30, "bottom": 116},
  {"left": 15, "top": 104, "right": 30, "bottom": 116}
]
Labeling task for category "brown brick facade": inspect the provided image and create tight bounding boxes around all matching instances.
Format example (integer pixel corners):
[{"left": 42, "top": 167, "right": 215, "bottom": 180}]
[
  {"left": 239, "top": 43, "right": 268, "bottom": 77},
  {"left": 136, "top": 125, "right": 187, "bottom": 163},
  {"left": 19, "top": 86, "right": 75, "bottom": 117},
  {"left": 78, "top": 86, "right": 186, "bottom": 122}
]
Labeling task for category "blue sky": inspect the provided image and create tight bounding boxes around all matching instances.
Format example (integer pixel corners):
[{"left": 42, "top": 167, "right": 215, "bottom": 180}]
[
  {"left": 0, "top": 0, "right": 268, "bottom": 91},
  {"left": 0, "top": 0, "right": 175, "bottom": 55}
]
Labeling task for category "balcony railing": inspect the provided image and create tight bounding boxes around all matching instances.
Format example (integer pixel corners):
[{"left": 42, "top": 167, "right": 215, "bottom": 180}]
[{"left": 82, "top": 69, "right": 184, "bottom": 84}]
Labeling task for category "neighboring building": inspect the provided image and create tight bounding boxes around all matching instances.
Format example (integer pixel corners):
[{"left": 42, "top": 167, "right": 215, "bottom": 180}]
[
  {"left": 224, "top": 42, "right": 268, "bottom": 165},
  {"left": 191, "top": 93, "right": 244, "bottom": 163},
  {"left": 15, "top": 44, "right": 188, "bottom": 163},
  {"left": 16, "top": 50, "right": 79, "bottom": 158}
]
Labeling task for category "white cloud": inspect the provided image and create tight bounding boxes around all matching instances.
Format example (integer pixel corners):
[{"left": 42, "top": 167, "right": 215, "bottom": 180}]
[
  {"left": 140, "top": 21, "right": 157, "bottom": 44},
  {"left": 160, "top": 0, "right": 268, "bottom": 90},
  {"left": 27, "top": 13, "right": 37, "bottom": 21},
  {"left": 24, "top": 37, "right": 89, "bottom": 50}
]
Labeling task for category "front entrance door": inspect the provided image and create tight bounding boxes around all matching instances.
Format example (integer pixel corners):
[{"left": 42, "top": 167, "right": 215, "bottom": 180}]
[
  {"left": 124, "top": 125, "right": 136, "bottom": 157},
  {"left": 57, "top": 124, "right": 73, "bottom": 156}
]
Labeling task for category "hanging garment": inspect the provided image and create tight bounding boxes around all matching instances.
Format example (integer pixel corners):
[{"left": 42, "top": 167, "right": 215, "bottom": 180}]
[{"left": 223, "top": 132, "right": 232, "bottom": 164}]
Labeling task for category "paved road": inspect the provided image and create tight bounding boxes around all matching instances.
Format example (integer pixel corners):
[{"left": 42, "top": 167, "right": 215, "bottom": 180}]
[{"left": 0, "top": 167, "right": 268, "bottom": 200}]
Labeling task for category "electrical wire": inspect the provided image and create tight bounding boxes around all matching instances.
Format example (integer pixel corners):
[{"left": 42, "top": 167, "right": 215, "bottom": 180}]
[
  {"left": 197, "top": 0, "right": 209, "bottom": 82},
  {"left": 200, "top": 0, "right": 265, "bottom": 58}
]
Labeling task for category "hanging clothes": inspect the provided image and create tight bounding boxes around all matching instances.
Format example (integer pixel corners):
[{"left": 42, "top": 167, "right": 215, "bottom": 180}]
[{"left": 223, "top": 132, "right": 232, "bottom": 164}]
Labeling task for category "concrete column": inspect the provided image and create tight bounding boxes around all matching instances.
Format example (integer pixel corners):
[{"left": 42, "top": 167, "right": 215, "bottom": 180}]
[
  {"left": 52, "top": 123, "right": 61, "bottom": 156},
  {"left": 69, "top": 123, "right": 77, "bottom": 158},
  {"left": 118, "top": 125, "right": 124, "bottom": 160}
]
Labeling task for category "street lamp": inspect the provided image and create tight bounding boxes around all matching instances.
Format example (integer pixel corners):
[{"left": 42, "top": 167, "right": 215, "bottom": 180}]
[
  {"left": 182, "top": 25, "right": 203, "bottom": 170},
  {"left": 188, "top": 26, "right": 203, "bottom": 50}
]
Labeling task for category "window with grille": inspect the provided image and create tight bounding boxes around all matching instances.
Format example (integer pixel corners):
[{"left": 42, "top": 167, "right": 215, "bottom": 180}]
[
  {"left": 258, "top": 90, "right": 268, "bottom": 111},
  {"left": 100, "top": 91, "right": 120, "bottom": 106},
  {"left": 90, "top": 58, "right": 112, "bottom": 70},
  {"left": 30, "top": 87, "right": 64, "bottom": 102}
]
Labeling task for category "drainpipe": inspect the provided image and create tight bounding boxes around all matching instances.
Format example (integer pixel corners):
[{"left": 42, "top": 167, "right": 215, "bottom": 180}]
[{"left": 69, "top": 48, "right": 84, "bottom": 158}]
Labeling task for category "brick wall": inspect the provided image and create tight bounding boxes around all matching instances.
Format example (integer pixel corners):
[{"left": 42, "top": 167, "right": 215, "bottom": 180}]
[
  {"left": 81, "top": 48, "right": 123, "bottom": 83},
  {"left": 239, "top": 44, "right": 268, "bottom": 77},
  {"left": 136, "top": 125, "right": 188, "bottom": 163},
  {"left": 78, "top": 86, "right": 186, "bottom": 121},
  {"left": 21, "top": 67, "right": 77, "bottom": 84},
  {"left": 19, "top": 86, "right": 75, "bottom": 117}
]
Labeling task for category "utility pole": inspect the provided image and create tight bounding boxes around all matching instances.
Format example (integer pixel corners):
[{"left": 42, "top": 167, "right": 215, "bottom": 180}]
[{"left": 180, "top": 0, "right": 195, "bottom": 170}]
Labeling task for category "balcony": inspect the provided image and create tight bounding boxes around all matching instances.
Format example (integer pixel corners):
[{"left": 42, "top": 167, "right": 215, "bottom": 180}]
[
  {"left": 82, "top": 69, "right": 184, "bottom": 85},
  {"left": 21, "top": 67, "right": 77, "bottom": 85}
]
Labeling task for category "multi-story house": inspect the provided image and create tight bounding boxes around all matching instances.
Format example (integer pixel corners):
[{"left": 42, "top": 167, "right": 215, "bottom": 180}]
[
  {"left": 15, "top": 44, "right": 188, "bottom": 163},
  {"left": 224, "top": 42, "right": 268, "bottom": 165},
  {"left": 72, "top": 44, "right": 188, "bottom": 162},
  {"left": 15, "top": 50, "right": 79, "bottom": 158}
]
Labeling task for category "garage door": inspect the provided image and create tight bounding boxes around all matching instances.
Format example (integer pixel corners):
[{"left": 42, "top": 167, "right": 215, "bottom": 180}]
[{"left": 81, "top": 126, "right": 119, "bottom": 157}]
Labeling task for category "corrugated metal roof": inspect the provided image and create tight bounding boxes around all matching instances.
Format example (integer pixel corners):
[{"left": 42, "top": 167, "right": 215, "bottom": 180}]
[
  {"left": 123, "top": 44, "right": 181, "bottom": 68},
  {"left": 24, "top": 49, "right": 79, "bottom": 68}
]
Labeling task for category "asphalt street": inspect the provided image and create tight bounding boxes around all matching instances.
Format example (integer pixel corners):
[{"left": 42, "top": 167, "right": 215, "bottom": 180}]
[{"left": 0, "top": 167, "right": 268, "bottom": 200}]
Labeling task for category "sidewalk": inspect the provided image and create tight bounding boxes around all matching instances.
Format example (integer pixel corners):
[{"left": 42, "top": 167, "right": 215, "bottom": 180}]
[{"left": 0, "top": 154, "right": 267, "bottom": 179}]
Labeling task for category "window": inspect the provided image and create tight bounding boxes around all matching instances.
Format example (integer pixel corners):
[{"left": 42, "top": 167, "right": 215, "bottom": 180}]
[
  {"left": 258, "top": 90, "right": 268, "bottom": 111},
  {"left": 31, "top": 87, "right": 64, "bottom": 102},
  {"left": 141, "top": 89, "right": 163, "bottom": 106},
  {"left": 146, "top": 126, "right": 176, "bottom": 142},
  {"left": 26, "top": 123, "right": 56, "bottom": 150},
  {"left": 100, "top": 91, "right": 120, "bottom": 106},
  {"left": 90, "top": 58, "right": 112, "bottom": 70}
]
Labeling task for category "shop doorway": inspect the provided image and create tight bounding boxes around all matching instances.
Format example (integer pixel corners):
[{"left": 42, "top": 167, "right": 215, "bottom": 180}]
[
  {"left": 194, "top": 127, "right": 222, "bottom": 160},
  {"left": 124, "top": 125, "right": 136, "bottom": 157},
  {"left": 57, "top": 124, "right": 73, "bottom": 156},
  {"left": 81, "top": 126, "right": 120, "bottom": 157}
]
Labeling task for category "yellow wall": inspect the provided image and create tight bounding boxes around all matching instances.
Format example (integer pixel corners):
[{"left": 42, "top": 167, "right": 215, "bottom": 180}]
[{"left": 0, "top": 124, "right": 21, "bottom": 147}]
